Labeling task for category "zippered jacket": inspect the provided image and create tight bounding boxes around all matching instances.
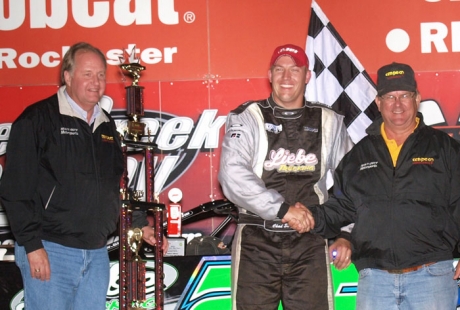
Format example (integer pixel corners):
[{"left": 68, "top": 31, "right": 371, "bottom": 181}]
[
  {"left": 0, "top": 86, "right": 124, "bottom": 253},
  {"left": 310, "top": 113, "right": 460, "bottom": 271}
]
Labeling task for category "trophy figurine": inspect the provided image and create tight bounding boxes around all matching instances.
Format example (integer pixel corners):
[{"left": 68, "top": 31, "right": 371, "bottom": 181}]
[{"left": 127, "top": 227, "right": 146, "bottom": 310}]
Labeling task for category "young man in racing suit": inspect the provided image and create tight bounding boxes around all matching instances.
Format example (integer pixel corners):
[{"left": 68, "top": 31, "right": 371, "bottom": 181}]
[{"left": 218, "top": 44, "right": 354, "bottom": 309}]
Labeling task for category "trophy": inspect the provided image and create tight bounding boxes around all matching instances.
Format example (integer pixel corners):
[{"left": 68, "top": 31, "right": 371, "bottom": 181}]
[
  {"left": 118, "top": 52, "right": 165, "bottom": 310},
  {"left": 119, "top": 62, "right": 146, "bottom": 141}
]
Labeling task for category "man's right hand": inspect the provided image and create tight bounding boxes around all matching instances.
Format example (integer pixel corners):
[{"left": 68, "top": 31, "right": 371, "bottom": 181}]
[
  {"left": 281, "top": 202, "right": 315, "bottom": 233},
  {"left": 27, "top": 248, "right": 51, "bottom": 281}
]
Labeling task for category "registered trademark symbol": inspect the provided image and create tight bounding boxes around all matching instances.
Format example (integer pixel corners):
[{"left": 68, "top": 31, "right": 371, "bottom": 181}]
[{"left": 184, "top": 11, "right": 195, "bottom": 23}]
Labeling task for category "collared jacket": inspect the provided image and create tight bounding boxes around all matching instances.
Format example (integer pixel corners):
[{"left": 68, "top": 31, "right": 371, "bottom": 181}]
[
  {"left": 310, "top": 113, "right": 460, "bottom": 271},
  {"left": 218, "top": 96, "right": 353, "bottom": 220},
  {"left": 0, "top": 86, "right": 125, "bottom": 253}
]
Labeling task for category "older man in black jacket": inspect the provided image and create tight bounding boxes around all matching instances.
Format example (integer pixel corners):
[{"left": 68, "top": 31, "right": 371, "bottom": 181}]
[{"left": 304, "top": 62, "right": 460, "bottom": 310}]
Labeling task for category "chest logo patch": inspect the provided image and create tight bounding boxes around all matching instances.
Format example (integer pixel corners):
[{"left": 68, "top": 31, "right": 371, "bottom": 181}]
[
  {"left": 264, "top": 148, "right": 318, "bottom": 173},
  {"left": 101, "top": 134, "right": 115, "bottom": 143},
  {"left": 360, "top": 161, "right": 378, "bottom": 170},
  {"left": 412, "top": 157, "right": 434, "bottom": 165},
  {"left": 60, "top": 127, "right": 78, "bottom": 136},
  {"left": 265, "top": 123, "right": 282, "bottom": 134},
  {"left": 303, "top": 126, "right": 318, "bottom": 132}
]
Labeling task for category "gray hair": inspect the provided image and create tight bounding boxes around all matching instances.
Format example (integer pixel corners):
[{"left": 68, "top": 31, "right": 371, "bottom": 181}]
[{"left": 60, "top": 42, "right": 107, "bottom": 85}]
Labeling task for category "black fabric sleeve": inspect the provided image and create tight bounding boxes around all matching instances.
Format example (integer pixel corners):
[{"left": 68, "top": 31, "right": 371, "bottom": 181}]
[{"left": 277, "top": 202, "right": 290, "bottom": 219}]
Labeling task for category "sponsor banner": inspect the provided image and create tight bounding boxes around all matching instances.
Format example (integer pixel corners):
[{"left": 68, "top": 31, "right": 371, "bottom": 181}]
[
  {"left": 0, "top": 1, "right": 311, "bottom": 85},
  {"left": 2, "top": 0, "right": 460, "bottom": 87}
]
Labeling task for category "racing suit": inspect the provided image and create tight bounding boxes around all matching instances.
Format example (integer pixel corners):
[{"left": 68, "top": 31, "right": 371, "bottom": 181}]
[
  {"left": 310, "top": 113, "right": 460, "bottom": 272},
  {"left": 218, "top": 95, "right": 353, "bottom": 309}
]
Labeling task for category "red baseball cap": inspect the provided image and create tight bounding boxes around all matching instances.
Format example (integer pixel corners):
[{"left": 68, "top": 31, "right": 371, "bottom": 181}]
[{"left": 269, "top": 44, "right": 309, "bottom": 67}]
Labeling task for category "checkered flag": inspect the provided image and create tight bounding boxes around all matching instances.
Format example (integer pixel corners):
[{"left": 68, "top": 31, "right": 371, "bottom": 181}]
[{"left": 305, "top": 0, "right": 379, "bottom": 143}]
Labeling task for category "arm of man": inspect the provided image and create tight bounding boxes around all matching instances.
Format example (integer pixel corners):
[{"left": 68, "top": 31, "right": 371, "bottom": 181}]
[
  {"left": 141, "top": 226, "right": 169, "bottom": 252},
  {"left": 131, "top": 211, "right": 169, "bottom": 252},
  {"left": 27, "top": 248, "right": 51, "bottom": 281},
  {"left": 309, "top": 194, "right": 355, "bottom": 239},
  {"left": 450, "top": 141, "right": 460, "bottom": 279},
  {"left": 329, "top": 237, "right": 352, "bottom": 270},
  {"left": 0, "top": 110, "right": 46, "bottom": 254},
  {"left": 218, "top": 106, "right": 285, "bottom": 221},
  {"left": 0, "top": 110, "right": 52, "bottom": 280},
  {"left": 308, "top": 152, "right": 357, "bottom": 239}
]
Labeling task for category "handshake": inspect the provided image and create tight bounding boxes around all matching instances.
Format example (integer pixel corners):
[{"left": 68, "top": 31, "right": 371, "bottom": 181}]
[
  {"left": 281, "top": 202, "right": 315, "bottom": 234},
  {"left": 280, "top": 202, "right": 352, "bottom": 270}
]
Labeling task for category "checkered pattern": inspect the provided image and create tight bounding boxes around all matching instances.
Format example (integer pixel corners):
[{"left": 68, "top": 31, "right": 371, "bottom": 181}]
[{"left": 305, "top": 0, "right": 379, "bottom": 143}]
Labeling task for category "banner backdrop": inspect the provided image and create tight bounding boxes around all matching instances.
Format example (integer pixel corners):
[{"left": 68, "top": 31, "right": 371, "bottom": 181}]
[
  {"left": 1, "top": 1, "right": 460, "bottom": 309},
  {"left": 1, "top": 0, "right": 459, "bottom": 237}
]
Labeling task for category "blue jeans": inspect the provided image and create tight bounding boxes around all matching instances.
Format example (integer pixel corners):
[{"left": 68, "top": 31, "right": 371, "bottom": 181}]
[
  {"left": 15, "top": 240, "right": 110, "bottom": 310},
  {"left": 356, "top": 260, "right": 458, "bottom": 310}
]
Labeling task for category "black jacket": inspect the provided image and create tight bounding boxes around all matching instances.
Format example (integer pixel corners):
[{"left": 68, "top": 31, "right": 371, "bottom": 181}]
[
  {"left": 0, "top": 87, "right": 124, "bottom": 253},
  {"left": 310, "top": 113, "right": 460, "bottom": 271}
]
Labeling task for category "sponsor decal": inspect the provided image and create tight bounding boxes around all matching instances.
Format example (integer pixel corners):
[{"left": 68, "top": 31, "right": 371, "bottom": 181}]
[
  {"left": 303, "top": 126, "right": 318, "bottom": 133},
  {"left": 385, "top": 70, "right": 405, "bottom": 77},
  {"left": 264, "top": 148, "right": 318, "bottom": 173},
  {"left": 60, "top": 127, "right": 79, "bottom": 135},
  {"left": 101, "top": 134, "right": 115, "bottom": 143},
  {"left": 360, "top": 161, "right": 378, "bottom": 171},
  {"left": 277, "top": 47, "right": 300, "bottom": 55},
  {"left": 412, "top": 157, "right": 434, "bottom": 165},
  {"left": 270, "top": 223, "right": 290, "bottom": 229},
  {"left": 265, "top": 123, "right": 282, "bottom": 134}
]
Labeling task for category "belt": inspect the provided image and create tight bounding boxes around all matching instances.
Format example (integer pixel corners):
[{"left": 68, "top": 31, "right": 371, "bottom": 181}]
[
  {"left": 238, "top": 213, "right": 295, "bottom": 232},
  {"left": 386, "top": 262, "right": 435, "bottom": 274}
]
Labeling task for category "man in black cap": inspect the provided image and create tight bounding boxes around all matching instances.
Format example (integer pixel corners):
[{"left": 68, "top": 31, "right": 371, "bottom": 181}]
[
  {"left": 219, "top": 44, "right": 353, "bottom": 309},
  {"left": 304, "top": 62, "right": 460, "bottom": 309}
]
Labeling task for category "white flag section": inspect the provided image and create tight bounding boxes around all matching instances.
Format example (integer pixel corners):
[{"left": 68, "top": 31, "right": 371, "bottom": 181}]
[{"left": 305, "top": 0, "right": 379, "bottom": 143}]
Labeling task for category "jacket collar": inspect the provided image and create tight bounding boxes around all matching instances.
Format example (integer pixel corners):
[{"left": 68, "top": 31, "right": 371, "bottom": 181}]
[
  {"left": 265, "top": 95, "right": 306, "bottom": 120},
  {"left": 57, "top": 86, "right": 110, "bottom": 131}
]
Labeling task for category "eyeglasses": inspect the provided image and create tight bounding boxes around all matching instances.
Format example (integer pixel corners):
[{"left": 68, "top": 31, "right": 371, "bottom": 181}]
[{"left": 379, "top": 92, "right": 415, "bottom": 104}]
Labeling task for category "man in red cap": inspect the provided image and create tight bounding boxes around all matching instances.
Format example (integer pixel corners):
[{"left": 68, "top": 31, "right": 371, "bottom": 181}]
[{"left": 218, "top": 44, "right": 353, "bottom": 309}]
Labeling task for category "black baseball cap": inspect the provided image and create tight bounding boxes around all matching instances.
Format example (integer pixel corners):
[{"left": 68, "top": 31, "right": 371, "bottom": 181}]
[{"left": 377, "top": 62, "right": 417, "bottom": 96}]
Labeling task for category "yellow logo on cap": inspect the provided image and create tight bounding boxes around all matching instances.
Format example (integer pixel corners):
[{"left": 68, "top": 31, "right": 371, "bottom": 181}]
[{"left": 385, "top": 70, "right": 405, "bottom": 77}]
